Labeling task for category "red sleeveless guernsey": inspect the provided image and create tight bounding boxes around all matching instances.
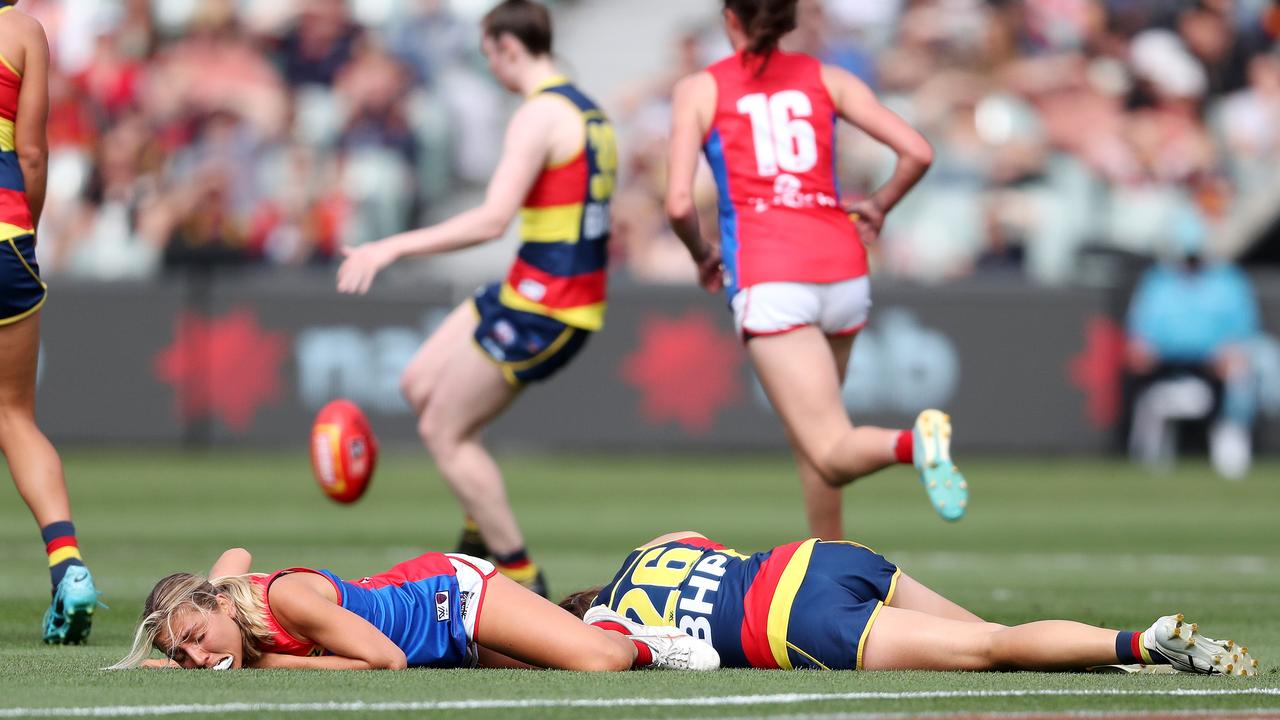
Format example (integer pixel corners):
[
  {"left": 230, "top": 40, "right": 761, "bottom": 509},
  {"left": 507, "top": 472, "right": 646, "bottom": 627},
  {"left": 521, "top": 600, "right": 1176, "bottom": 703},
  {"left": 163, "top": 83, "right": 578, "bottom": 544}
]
[{"left": 703, "top": 51, "right": 865, "bottom": 299}]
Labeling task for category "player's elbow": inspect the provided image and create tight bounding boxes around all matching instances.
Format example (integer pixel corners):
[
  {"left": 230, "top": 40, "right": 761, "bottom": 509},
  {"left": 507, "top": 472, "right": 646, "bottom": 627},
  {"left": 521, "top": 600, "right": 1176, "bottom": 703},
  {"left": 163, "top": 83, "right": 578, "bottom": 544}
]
[
  {"left": 665, "top": 193, "right": 695, "bottom": 224},
  {"left": 16, "top": 142, "right": 47, "bottom": 174},
  {"left": 902, "top": 138, "right": 934, "bottom": 171},
  {"left": 477, "top": 207, "right": 514, "bottom": 239},
  {"left": 372, "top": 650, "right": 408, "bottom": 670}
]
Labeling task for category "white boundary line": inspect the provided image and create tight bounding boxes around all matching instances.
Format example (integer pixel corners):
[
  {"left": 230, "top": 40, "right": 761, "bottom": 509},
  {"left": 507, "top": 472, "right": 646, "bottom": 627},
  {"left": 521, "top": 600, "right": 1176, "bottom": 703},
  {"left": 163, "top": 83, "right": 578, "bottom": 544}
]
[{"left": 1, "top": 688, "right": 1278, "bottom": 718}]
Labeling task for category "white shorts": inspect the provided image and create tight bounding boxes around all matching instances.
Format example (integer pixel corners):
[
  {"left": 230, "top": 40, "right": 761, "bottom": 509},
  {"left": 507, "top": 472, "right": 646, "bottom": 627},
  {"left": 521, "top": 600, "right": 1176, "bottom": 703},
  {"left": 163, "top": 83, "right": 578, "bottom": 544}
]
[
  {"left": 731, "top": 277, "right": 871, "bottom": 339},
  {"left": 445, "top": 553, "right": 496, "bottom": 644}
]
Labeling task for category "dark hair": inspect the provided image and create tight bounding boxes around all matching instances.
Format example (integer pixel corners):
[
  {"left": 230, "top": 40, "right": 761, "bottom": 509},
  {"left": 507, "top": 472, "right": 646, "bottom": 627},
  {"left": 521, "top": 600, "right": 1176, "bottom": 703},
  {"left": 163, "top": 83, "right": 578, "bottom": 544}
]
[
  {"left": 482, "top": 0, "right": 553, "bottom": 57},
  {"left": 724, "top": 0, "right": 798, "bottom": 57},
  {"left": 558, "top": 587, "right": 603, "bottom": 619}
]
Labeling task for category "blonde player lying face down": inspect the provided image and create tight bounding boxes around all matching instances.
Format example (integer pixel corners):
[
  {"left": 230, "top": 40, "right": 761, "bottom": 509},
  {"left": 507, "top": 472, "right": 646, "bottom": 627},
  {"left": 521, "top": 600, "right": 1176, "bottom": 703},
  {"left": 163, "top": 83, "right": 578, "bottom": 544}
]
[{"left": 114, "top": 548, "right": 717, "bottom": 672}]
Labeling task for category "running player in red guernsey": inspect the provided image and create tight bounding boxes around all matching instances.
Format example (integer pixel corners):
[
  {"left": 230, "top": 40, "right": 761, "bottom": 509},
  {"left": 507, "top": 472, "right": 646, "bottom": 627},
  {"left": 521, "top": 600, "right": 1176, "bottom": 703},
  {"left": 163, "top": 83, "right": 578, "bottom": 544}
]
[
  {"left": 665, "top": 0, "right": 967, "bottom": 539},
  {"left": 337, "top": 1, "right": 616, "bottom": 596},
  {"left": 0, "top": 0, "right": 101, "bottom": 645}
]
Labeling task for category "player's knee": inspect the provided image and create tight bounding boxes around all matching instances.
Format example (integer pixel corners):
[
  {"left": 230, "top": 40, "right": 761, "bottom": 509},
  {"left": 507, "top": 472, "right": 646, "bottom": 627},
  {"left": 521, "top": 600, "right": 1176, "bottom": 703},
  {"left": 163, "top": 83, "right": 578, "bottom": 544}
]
[
  {"left": 0, "top": 405, "right": 33, "bottom": 438},
  {"left": 572, "top": 639, "right": 634, "bottom": 672},
  {"left": 418, "top": 411, "right": 461, "bottom": 460},
  {"left": 399, "top": 372, "right": 428, "bottom": 412}
]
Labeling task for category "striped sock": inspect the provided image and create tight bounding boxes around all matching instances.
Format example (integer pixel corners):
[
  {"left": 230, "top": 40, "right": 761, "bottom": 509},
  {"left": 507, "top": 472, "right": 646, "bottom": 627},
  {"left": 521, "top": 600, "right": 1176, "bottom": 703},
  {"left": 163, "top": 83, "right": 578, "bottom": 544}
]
[
  {"left": 494, "top": 548, "right": 539, "bottom": 586},
  {"left": 587, "top": 616, "right": 652, "bottom": 669},
  {"left": 42, "top": 521, "right": 84, "bottom": 590},
  {"left": 1115, "top": 630, "right": 1167, "bottom": 665}
]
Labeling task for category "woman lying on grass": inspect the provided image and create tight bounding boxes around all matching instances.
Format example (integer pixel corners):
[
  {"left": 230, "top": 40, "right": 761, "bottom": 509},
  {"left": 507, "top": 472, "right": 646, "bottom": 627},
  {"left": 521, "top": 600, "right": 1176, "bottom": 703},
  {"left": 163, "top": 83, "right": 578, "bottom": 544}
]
[
  {"left": 113, "top": 548, "right": 718, "bottom": 671},
  {"left": 563, "top": 531, "right": 1259, "bottom": 676}
]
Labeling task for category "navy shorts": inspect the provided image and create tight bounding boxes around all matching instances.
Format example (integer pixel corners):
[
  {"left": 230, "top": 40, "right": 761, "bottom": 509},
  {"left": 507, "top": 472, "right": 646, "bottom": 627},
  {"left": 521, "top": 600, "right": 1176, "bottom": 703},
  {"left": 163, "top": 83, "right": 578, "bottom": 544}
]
[
  {"left": 1, "top": 235, "right": 46, "bottom": 326},
  {"left": 781, "top": 540, "right": 900, "bottom": 671},
  {"left": 472, "top": 283, "right": 591, "bottom": 386}
]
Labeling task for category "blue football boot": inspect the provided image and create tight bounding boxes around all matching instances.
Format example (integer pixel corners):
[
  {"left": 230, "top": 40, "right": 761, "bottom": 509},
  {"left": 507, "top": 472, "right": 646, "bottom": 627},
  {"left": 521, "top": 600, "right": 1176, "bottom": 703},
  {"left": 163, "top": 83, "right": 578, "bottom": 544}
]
[
  {"left": 43, "top": 565, "right": 100, "bottom": 645},
  {"left": 913, "top": 409, "right": 968, "bottom": 521}
]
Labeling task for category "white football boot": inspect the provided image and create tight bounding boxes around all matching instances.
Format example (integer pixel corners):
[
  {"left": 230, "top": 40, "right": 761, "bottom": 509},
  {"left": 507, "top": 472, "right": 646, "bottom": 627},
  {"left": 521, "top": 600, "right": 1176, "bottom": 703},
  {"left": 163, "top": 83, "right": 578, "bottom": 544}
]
[
  {"left": 583, "top": 605, "right": 720, "bottom": 671},
  {"left": 1142, "top": 613, "right": 1258, "bottom": 676}
]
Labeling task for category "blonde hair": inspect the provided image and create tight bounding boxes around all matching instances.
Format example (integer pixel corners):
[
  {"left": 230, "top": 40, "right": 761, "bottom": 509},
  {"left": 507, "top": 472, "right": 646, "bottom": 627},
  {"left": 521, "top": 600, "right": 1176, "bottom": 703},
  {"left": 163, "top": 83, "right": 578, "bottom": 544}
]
[{"left": 110, "top": 572, "right": 276, "bottom": 669}]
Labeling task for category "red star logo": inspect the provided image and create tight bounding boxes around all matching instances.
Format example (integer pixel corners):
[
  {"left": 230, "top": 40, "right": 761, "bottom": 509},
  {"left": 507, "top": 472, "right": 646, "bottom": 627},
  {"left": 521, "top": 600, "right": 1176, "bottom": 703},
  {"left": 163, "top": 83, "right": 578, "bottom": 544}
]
[
  {"left": 154, "top": 309, "right": 289, "bottom": 433},
  {"left": 621, "top": 311, "right": 743, "bottom": 435},
  {"left": 1067, "top": 315, "right": 1126, "bottom": 430}
]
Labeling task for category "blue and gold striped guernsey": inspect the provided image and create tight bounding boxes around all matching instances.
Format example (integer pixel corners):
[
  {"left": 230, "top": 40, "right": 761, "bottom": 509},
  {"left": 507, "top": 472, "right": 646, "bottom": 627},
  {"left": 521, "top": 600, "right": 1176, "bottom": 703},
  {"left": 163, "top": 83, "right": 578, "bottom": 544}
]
[{"left": 498, "top": 76, "right": 616, "bottom": 331}]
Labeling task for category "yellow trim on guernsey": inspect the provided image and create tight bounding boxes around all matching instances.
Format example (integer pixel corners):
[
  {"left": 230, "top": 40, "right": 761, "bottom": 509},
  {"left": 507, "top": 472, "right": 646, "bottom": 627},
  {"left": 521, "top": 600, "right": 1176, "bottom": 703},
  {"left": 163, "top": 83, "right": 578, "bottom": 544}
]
[
  {"left": 498, "top": 284, "right": 605, "bottom": 332},
  {"left": 519, "top": 204, "right": 584, "bottom": 243},
  {"left": 765, "top": 538, "right": 818, "bottom": 670},
  {"left": 0, "top": 221, "right": 35, "bottom": 240},
  {"left": 48, "top": 546, "right": 82, "bottom": 567},
  {"left": 0, "top": 116, "right": 15, "bottom": 152}
]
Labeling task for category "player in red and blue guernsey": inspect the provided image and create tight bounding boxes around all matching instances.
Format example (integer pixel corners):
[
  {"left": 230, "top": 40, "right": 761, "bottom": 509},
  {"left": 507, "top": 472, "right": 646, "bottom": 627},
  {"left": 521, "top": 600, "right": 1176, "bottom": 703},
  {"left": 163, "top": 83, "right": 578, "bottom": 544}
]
[
  {"left": 116, "top": 547, "right": 717, "bottom": 671},
  {"left": 336, "top": 0, "right": 616, "bottom": 597},
  {"left": 564, "top": 532, "right": 1258, "bottom": 676},
  {"left": 0, "top": 0, "right": 101, "bottom": 646},
  {"left": 665, "top": 0, "right": 968, "bottom": 540}
]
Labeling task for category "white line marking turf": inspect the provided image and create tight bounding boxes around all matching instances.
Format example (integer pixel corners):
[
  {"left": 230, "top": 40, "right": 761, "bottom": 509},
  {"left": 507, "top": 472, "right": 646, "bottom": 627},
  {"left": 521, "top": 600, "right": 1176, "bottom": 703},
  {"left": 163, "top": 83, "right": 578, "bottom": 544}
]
[{"left": 2, "top": 688, "right": 1279, "bottom": 718}]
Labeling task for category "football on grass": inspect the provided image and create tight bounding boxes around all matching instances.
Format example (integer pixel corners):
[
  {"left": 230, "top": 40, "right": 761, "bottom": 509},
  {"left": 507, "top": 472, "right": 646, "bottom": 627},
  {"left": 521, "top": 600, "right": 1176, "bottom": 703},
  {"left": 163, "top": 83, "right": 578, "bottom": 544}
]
[{"left": 310, "top": 399, "right": 378, "bottom": 504}]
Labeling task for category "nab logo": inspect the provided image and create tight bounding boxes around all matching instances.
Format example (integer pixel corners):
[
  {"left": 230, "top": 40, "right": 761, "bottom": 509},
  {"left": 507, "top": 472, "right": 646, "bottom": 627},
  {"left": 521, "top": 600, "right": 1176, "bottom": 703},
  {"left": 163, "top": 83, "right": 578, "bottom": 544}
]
[{"left": 435, "top": 591, "right": 450, "bottom": 622}]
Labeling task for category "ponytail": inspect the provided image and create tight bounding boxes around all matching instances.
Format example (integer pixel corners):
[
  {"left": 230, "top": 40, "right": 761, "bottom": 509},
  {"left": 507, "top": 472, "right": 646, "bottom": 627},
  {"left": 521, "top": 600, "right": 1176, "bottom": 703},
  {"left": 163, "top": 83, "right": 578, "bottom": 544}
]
[{"left": 724, "top": 0, "right": 798, "bottom": 66}]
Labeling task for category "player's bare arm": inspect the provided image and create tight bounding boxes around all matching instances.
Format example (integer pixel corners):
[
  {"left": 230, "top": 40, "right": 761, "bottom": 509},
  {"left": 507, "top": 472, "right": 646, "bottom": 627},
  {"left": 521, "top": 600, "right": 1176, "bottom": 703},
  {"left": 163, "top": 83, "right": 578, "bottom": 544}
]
[
  {"left": 336, "top": 96, "right": 567, "bottom": 295},
  {"left": 12, "top": 10, "right": 49, "bottom": 229},
  {"left": 208, "top": 548, "right": 252, "bottom": 579},
  {"left": 821, "top": 65, "right": 932, "bottom": 242},
  {"left": 259, "top": 573, "right": 408, "bottom": 670},
  {"left": 665, "top": 72, "right": 723, "bottom": 293}
]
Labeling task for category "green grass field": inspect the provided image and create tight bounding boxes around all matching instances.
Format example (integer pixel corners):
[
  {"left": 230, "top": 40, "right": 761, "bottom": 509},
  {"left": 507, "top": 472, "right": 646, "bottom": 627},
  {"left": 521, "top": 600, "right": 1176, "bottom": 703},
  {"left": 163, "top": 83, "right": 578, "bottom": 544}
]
[{"left": 1, "top": 450, "right": 1278, "bottom": 719}]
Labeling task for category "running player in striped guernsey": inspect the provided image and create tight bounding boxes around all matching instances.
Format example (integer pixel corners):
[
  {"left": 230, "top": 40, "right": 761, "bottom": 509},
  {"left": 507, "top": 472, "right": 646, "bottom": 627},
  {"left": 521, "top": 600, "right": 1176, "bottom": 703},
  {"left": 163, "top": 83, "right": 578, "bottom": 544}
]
[
  {"left": 337, "top": 1, "right": 616, "bottom": 597},
  {"left": 665, "top": 0, "right": 966, "bottom": 540},
  {"left": 563, "top": 532, "right": 1258, "bottom": 676},
  {"left": 0, "top": 0, "right": 101, "bottom": 645},
  {"left": 115, "top": 547, "right": 716, "bottom": 672}
]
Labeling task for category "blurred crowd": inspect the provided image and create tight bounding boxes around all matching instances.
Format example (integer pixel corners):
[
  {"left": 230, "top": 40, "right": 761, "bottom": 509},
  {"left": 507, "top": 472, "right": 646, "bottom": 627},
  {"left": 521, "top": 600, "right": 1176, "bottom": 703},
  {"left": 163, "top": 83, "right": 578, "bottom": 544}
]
[
  {"left": 31, "top": 0, "right": 512, "bottom": 279},
  {"left": 614, "top": 0, "right": 1280, "bottom": 285},
  {"left": 24, "top": 0, "right": 1280, "bottom": 286}
]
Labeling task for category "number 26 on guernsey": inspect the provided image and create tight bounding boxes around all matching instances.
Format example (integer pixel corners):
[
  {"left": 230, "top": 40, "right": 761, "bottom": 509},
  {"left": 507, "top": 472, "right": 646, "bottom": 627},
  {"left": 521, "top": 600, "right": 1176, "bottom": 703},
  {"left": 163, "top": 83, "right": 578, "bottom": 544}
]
[{"left": 737, "top": 91, "right": 818, "bottom": 177}]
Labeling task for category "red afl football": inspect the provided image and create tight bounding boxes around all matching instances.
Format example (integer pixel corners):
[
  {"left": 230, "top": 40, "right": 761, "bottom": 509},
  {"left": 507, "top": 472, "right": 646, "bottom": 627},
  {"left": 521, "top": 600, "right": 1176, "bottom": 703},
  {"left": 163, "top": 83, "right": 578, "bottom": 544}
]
[{"left": 310, "top": 399, "right": 378, "bottom": 504}]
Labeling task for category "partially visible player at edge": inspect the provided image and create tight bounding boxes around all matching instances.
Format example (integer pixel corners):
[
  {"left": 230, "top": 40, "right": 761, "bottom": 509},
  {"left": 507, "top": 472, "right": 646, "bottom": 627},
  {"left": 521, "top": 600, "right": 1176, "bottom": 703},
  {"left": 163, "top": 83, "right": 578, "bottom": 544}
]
[
  {"left": 0, "top": 0, "right": 100, "bottom": 644},
  {"left": 665, "top": 0, "right": 965, "bottom": 537},
  {"left": 336, "top": 0, "right": 616, "bottom": 596}
]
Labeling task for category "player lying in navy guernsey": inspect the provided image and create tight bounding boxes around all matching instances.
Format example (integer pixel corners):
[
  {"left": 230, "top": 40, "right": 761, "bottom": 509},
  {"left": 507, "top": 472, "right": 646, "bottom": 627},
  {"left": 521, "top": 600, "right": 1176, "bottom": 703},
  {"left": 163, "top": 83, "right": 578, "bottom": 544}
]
[
  {"left": 113, "top": 548, "right": 717, "bottom": 671},
  {"left": 562, "top": 532, "right": 1258, "bottom": 676}
]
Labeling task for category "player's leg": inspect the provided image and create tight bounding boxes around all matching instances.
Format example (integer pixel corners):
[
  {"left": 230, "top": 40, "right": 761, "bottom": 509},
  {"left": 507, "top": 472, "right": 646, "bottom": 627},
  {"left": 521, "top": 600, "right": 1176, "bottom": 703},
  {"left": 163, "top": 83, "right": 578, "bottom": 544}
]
[
  {"left": 791, "top": 333, "right": 855, "bottom": 540},
  {"left": 748, "top": 327, "right": 900, "bottom": 482},
  {"left": 886, "top": 572, "right": 985, "bottom": 622},
  {"left": 473, "top": 575, "right": 637, "bottom": 671},
  {"left": 863, "top": 605, "right": 1123, "bottom": 671},
  {"left": 0, "top": 312, "right": 97, "bottom": 644},
  {"left": 416, "top": 339, "right": 523, "bottom": 560},
  {"left": 400, "top": 300, "right": 480, "bottom": 415},
  {"left": 862, "top": 606, "right": 1256, "bottom": 674},
  {"left": 400, "top": 301, "right": 490, "bottom": 556}
]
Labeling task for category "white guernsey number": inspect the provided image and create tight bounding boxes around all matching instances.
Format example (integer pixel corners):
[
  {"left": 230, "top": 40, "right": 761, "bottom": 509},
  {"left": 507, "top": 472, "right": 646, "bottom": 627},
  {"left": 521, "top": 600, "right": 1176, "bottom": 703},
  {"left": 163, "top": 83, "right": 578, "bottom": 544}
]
[{"left": 736, "top": 90, "right": 818, "bottom": 177}]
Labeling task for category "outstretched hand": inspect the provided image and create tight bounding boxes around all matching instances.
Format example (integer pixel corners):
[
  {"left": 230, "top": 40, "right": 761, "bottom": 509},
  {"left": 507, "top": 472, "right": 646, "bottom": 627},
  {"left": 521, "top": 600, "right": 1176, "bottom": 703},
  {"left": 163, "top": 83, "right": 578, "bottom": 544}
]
[
  {"left": 846, "top": 199, "right": 886, "bottom": 246},
  {"left": 336, "top": 243, "right": 398, "bottom": 295}
]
